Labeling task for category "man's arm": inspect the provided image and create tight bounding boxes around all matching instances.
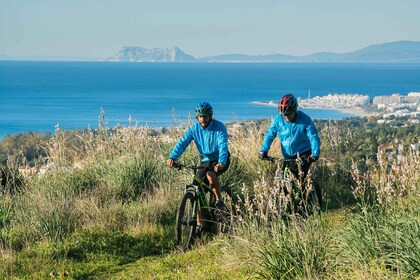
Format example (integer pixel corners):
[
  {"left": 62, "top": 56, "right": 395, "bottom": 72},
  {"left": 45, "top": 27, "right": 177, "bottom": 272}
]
[
  {"left": 259, "top": 118, "right": 278, "bottom": 153},
  {"left": 168, "top": 127, "right": 194, "bottom": 162},
  {"left": 306, "top": 119, "right": 320, "bottom": 157},
  {"left": 216, "top": 125, "right": 229, "bottom": 165}
]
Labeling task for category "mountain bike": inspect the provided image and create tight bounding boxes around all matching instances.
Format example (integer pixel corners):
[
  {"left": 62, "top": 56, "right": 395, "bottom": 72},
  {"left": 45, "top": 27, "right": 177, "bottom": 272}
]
[
  {"left": 261, "top": 155, "right": 322, "bottom": 218},
  {"left": 173, "top": 162, "right": 236, "bottom": 251}
]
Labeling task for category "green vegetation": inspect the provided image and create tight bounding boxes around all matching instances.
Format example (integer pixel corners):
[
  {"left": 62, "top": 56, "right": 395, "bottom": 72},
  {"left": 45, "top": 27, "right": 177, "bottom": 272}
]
[{"left": 0, "top": 116, "right": 419, "bottom": 279}]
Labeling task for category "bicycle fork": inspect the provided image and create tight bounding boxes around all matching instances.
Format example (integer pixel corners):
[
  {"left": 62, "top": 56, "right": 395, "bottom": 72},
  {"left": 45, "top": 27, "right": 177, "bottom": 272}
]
[
  {"left": 196, "top": 185, "right": 211, "bottom": 225},
  {"left": 184, "top": 184, "right": 209, "bottom": 226}
]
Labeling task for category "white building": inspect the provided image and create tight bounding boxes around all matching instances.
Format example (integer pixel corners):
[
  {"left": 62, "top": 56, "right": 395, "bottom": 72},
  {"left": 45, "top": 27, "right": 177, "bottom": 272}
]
[
  {"left": 408, "top": 92, "right": 420, "bottom": 97},
  {"left": 373, "top": 94, "right": 401, "bottom": 105}
]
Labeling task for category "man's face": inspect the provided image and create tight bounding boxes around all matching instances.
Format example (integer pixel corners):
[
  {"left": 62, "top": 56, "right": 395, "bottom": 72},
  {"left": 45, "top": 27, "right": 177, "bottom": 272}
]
[
  {"left": 283, "top": 112, "right": 297, "bottom": 122},
  {"left": 197, "top": 115, "right": 212, "bottom": 128}
]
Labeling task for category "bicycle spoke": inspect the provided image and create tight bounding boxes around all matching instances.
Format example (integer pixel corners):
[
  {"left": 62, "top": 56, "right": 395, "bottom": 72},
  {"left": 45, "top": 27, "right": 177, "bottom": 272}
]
[{"left": 176, "top": 192, "right": 196, "bottom": 251}]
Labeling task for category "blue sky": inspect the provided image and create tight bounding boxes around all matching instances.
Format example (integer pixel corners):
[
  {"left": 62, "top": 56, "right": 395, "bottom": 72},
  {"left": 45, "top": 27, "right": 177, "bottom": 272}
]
[{"left": 1, "top": 0, "right": 419, "bottom": 59}]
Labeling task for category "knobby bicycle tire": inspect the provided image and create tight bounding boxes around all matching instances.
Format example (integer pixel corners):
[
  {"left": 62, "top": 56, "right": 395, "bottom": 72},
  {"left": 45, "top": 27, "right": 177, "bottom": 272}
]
[
  {"left": 176, "top": 191, "right": 196, "bottom": 251},
  {"left": 314, "top": 181, "right": 323, "bottom": 211},
  {"left": 306, "top": 182, "right": 322, "bottom": 216},
  {"left": 215, "top": 185, "right": 237, "bottom": 234},
  {"left": 282, "top": 177, "right": 322, "bottom": 218}
]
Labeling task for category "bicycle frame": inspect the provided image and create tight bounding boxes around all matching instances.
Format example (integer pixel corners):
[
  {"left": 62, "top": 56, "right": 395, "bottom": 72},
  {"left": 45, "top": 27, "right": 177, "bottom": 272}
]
[
  {"left": 174, "top": 162, "right": 235, "bottom": 250},
  {"left": 176, "top": 163, "right": 219, "bottom": 224},
  {"left": 184, "top": 173, "right": 215, "bottom": 221},
  {"left": 263, "top": 155, "right": 322, "bottom": 216}
]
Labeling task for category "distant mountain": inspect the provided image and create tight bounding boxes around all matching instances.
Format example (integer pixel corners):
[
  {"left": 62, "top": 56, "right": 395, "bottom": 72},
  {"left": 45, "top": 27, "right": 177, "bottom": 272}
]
[
  {"left": 201, "top": 41, "right": 420, "bottom": 63},
  {"left": 197, "top": 53, "right": 297, "bottom": 62},
  {"left": 303, "top": 41, "right": 420, "bottom": 62},
  {"left": 3, "top": 41, "right": 419, "bottom": 62},
  {"left": 107, "top": 47, "right": 195, "bottom": 62},
  {"left": 107, "top": 41, "right": 420, "bottom": 63}
]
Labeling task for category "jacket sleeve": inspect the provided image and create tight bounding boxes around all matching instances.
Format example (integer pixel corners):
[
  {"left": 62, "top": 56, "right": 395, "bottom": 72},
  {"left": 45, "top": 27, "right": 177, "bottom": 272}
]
[
  {"left": 260, "top": 118, "right": 278, "bottom": 153},
  {"left": 169, "top": 127, "right": 194, "bottom": 161},
  {"left": 306, "top": 119, "right": 321, "bottom": 157},
  {"left": 217, "top": 126, "right": 229, "bottom": 165}
]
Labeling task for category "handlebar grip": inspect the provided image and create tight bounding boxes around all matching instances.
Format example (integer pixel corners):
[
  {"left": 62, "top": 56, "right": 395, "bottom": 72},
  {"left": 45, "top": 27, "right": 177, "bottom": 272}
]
[
  {"left": 172, "top": 162, "right": 184, "bottom": 169},
  {"left": 266, "top": 156, "right": 276, "bottom": 162}
]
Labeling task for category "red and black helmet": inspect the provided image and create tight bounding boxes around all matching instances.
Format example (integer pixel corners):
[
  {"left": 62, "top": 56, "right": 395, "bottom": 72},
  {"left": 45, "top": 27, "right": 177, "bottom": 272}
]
[{"left": 278, "top": 94, "right": 298, "bottom": 115}]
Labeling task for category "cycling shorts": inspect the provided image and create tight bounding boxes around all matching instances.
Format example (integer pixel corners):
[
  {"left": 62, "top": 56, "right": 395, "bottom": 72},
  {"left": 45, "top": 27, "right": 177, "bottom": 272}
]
[{"left": 196, "top": 154, "right": 231, "bottom": 185}]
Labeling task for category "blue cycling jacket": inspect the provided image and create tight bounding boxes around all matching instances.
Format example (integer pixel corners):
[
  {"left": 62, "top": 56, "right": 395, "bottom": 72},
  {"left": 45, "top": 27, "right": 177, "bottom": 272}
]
[
  {"left": 169, "top": 119, "right": 229, "bottom": 164},
  {"left": 260, "top": 111, "right": 320, "bottom": 158}
]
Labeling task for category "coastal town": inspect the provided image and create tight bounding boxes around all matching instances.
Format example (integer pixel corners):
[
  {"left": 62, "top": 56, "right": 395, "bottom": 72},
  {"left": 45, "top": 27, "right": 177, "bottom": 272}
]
[
  {"left": 301, "top": 92, "right": 420, "bottom": 123},
  {"left": 255, "top": 92, "right": 420, "bottom": 162},
  {"left": 298, "top": 93, "right": 370, "bottom": 109},
  {"left": 254, "top": 92, "right": 420, "bottom": 124}
]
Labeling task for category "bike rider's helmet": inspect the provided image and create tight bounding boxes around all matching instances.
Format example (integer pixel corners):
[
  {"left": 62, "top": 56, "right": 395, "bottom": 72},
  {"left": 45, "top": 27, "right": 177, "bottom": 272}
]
[
  {"left": 278, "top": 94, "right": 298, "bottom": 115},
  {"left": 195, "top": 101, "right": 213, "bottom": 116}
]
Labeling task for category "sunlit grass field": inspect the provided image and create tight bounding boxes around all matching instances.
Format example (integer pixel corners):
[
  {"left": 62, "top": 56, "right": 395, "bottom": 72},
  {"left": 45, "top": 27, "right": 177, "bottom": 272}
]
[{"left": 0, "top": 116, "right": 419, "bottom": 279}]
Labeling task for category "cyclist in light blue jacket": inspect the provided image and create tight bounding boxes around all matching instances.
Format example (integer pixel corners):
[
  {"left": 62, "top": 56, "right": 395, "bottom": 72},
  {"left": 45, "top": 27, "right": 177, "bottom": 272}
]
[
  {"left": 167, "top": 101, "right": 230, "bottom": 210},
  {"left": 259, "top": 94, "right": 320, "bottom": 179}
]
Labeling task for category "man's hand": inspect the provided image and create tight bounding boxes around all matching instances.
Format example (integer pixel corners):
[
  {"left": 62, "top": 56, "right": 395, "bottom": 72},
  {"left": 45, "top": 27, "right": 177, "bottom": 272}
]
[
  {"left": 214, "top": 163, "right": 225, "bottom": 172},
  {"left": 309, "top": 155, "right": 319, "bottom": 163},
  {"left": 166, "top": 158, "right": 174, "bottom": 168},
  {"left": 258, "top": 151, "right": 268, "bottom": 160}
]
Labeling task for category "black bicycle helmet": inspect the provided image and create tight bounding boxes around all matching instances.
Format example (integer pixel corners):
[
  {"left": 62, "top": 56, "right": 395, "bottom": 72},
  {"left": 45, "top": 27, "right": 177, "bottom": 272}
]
[
  {"left": 195, "top": 101, "right": 213, "bottom": 116},
  {"left": 278, "top": 94, "right": 298, "bottom": 115}
]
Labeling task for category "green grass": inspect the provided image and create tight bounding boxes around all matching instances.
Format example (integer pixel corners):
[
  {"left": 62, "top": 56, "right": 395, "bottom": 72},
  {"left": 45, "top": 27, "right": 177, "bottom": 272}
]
[
  {"left": 2, "top": 227, "right": 175, "bottom": 279},
  {"left": 109, "top": 242, "right": 250, "bottom": 280},
  {"left": 0, "top": 120, "right": 419, "bottom": 279}
]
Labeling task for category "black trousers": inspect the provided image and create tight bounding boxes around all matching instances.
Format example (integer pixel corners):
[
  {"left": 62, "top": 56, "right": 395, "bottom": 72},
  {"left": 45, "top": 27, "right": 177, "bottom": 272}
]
[{"left": 283, "top": 150, "right": 312, "bottom": 181}]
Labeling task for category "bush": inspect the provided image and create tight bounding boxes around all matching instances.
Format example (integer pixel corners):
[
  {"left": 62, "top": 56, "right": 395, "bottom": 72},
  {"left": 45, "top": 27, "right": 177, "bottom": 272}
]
[
  {"left": 257, "top": 217, "right": 332, "bottom": 279},
  {"left": 338, "top": 202, "right": 420, "bottom": 278}
]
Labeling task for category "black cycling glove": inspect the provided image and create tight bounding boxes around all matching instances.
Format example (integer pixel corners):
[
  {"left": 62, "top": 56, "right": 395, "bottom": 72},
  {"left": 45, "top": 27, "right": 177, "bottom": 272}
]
[
  {"left": 258, "top": 151, "right": 268, "bottom": 160},
  {"left": 309, "top": 155, "right": 319, "bottom": 163}
]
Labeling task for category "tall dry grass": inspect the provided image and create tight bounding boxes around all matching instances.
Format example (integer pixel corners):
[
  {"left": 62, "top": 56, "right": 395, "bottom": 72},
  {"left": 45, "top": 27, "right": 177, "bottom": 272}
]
[
  {"left": 0, "top": 115, "right": 418, "bottom": 279},
  {"left": 336, "top": 148, "right": 420, "bottom": 277},
  {"left": 223, "top": 120, "right": 419, "bottom": 279}
]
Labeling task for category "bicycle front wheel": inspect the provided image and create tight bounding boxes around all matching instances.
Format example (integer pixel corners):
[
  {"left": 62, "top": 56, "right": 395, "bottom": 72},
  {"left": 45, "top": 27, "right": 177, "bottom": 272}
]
[
  {"left": 176, "top": 191, "right": 197, "bottom": 251},
  {"left": 215, "top": 185, "right": 237, "bottom": 234}
]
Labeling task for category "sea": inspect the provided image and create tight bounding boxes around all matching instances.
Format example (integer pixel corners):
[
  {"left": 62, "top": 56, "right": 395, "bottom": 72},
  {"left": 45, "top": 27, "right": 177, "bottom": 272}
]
[{"left": 1, "top": 61, "right": 420, "bottom": 140}]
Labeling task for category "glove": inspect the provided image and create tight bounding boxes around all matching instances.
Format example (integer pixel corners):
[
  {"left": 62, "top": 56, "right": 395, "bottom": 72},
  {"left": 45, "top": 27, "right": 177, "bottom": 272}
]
[
  {"left": 258, "top": 151, "right": 268, "bottom": 160},
  {"left": 309, "top": 155, "right": 319, "bottom": 163}
]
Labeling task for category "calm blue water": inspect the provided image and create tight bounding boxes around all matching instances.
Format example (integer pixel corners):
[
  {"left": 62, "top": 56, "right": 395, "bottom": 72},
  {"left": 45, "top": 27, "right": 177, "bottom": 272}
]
[{"left": 1, "top": 61, "right": 420, "bottom": 139}]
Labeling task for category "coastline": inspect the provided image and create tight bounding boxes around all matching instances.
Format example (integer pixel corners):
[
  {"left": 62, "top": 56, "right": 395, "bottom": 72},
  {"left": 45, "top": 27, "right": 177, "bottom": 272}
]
[
  {"left": 251, "top": 101, "right": 372, "bottom": 117},
  {"left": 332, "top": 107, "right": 372, "bottom": 117}
]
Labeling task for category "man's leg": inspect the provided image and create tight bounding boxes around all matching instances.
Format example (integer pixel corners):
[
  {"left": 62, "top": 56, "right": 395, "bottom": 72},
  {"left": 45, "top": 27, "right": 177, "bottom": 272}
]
[{"left": 206, "top": 171, "right": 222, "bottom": 201}]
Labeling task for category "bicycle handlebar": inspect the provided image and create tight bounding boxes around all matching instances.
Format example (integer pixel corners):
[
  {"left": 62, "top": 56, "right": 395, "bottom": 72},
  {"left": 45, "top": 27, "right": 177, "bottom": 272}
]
[
  {"left": 263, "top": 155, "right": 315, "bottom": 164},
  {"left": 172, "top": 162, "right": 215, "bottom": 171}
]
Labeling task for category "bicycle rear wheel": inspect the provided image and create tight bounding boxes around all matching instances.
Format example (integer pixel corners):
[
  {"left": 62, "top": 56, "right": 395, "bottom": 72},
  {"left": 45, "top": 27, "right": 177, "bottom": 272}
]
[
  {"left": 176, "top": 191, "right": 197, "bottom": 250},
  {"left": 215, "top": 185, "right": 236, "bottom": 234},
  {"left": 307, "top": 182, "right": 322, "bottom": 215}
]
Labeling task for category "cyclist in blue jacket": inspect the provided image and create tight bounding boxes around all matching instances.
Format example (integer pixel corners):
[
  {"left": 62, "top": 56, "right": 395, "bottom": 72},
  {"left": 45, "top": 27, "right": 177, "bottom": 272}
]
[
  {"left": 258, "top": 94, "right": 320, "bottom": 180},
  {"left": 166, "top": 101, "right": 230, "bottom": 211}
]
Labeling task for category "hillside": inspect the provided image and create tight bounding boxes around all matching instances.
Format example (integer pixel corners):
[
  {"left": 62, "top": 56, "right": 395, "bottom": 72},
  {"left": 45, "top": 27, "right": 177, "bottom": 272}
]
[{"left": 0, "top": 117, "right": 419, "bottom": 279}]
